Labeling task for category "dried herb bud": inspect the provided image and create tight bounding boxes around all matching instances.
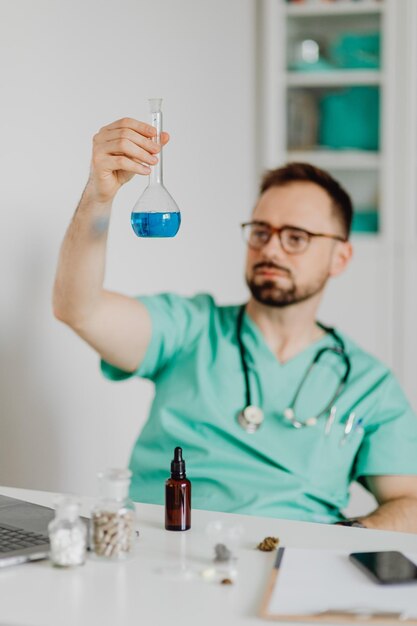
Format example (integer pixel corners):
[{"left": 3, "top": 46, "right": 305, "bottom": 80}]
[{"left": 256, "top": 536, "right": 280, "bottom": 552}]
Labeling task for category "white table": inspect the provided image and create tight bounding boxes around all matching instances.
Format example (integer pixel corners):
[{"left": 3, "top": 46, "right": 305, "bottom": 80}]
[{"left": 1, "top": 485, "right": 417, "bottom": 626}]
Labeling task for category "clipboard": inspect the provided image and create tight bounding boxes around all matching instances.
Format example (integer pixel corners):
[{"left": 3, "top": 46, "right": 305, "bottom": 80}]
[{"left": 260, "top": 547, "right": 417, "bottom": 624}]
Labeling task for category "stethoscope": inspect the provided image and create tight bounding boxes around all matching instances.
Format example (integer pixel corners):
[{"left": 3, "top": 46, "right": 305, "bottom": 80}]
[{"left": 236, "top": 305, "right": 351, "bottom": 433}]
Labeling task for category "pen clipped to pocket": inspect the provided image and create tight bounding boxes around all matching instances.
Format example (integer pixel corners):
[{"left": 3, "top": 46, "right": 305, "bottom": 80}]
[{"left": 339, "top": 412, "right": 364, "bottom": 447}]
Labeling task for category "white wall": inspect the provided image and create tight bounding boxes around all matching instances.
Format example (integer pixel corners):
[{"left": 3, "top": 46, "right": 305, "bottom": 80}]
[
  {"left": 0, "top": 1, "right": 412, "bottom": 519},
  {"left": 0, "top": 0, "right": 257, "bottom": 495}
]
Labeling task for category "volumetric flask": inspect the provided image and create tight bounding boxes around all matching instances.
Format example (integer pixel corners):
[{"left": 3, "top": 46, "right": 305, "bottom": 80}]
[{"left": 131, "top": 98, "right": 181, "bottom": 238}]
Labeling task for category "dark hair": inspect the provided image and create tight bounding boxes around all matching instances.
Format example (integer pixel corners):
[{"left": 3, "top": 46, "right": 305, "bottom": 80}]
[{"left": 260, "top": 162, "right": 353, "bottom": 239}]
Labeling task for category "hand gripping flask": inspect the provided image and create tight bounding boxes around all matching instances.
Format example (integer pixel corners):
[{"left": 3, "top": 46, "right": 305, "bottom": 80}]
[{"left": 131, "top": 98, "right": 181, "bottom": 238}]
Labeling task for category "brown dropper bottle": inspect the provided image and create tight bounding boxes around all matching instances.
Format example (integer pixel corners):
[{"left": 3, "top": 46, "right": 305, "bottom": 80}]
[{"left": 165, "top": 447, "right": 191, "bottom": 531}]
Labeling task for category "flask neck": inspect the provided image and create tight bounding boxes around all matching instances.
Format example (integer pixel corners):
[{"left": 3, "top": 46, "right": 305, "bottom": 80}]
[{"left": 150, "top": 109, "right": 163, "bottom": 186}]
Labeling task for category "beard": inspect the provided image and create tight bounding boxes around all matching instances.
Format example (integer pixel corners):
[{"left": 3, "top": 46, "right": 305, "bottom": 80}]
[{"left": 246, "top": 262, "right": 328, "bottom": 308}]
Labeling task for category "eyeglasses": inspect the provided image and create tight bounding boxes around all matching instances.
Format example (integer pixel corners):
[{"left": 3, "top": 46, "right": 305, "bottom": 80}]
[{"left": 241, "top": 221, "right": 347, "bottom": 255}]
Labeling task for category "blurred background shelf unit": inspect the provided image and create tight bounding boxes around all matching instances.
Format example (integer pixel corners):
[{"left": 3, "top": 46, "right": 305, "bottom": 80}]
[
  {"left": 257, "top": 0, "right": 417, "bottom": 385},
  {"left": 260, "top": 0, "right": 386, "bottom": 235}
]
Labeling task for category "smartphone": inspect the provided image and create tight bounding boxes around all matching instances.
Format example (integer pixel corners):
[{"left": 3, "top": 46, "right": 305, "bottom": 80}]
[{"left": 349, "top": 551, "right": 417, "bottom": 585}]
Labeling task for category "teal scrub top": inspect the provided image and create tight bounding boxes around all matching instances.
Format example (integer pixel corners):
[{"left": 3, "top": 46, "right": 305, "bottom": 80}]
[{"left": 101, "top": 293, "right": 417, "bottom": 523}]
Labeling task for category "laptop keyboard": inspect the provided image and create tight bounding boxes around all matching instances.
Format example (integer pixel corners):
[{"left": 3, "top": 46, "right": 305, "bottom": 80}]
[{"left": 0, "top": 523, "right": 49, "bottom": 553}]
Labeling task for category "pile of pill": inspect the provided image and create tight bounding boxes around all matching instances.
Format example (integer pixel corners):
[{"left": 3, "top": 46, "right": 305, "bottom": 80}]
[
  {"left": 49, "top": 527, "right": 86, "bottom": 567},
  {"left": 92, "top": 510, "right": 134, "bottom": 558}
]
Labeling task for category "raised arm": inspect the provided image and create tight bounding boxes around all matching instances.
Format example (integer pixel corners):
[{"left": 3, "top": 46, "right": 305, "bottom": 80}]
[{"left": 53, "top": 117, "right": 169, "bottom": 373}]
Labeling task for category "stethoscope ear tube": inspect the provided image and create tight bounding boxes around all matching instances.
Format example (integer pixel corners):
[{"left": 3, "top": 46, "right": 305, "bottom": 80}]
[
  {"left": 236, "top": 305, "right": 351, "bottom": 432},
  {"left": 236, "top": 305, "right": 251, "bottom": 411}
]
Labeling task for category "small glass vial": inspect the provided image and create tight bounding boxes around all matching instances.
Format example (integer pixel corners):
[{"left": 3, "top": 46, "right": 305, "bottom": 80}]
[
  {"left": 48, "top": 497, "right": 87, "bottom": 568},
  {"left": 91, "top": 468, "right": 136, "bottom": 560},
  {"left": 165, "top": 447, "right": 191, "bottom": 531}
]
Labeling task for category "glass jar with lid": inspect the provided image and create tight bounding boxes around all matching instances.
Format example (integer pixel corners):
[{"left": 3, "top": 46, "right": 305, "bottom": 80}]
[
  {"left": 48, "top": 497, "right": 87, "bottom": 567},
  {"left": 91, "top": 468, "right": 136, "bottom": 560}
]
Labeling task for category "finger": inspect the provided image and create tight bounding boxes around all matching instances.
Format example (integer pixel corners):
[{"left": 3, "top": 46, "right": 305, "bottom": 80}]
[
  {"left": 100, "top": 117, "right": 157, "bottom": 139},
  {"left": 99, "top": 128, "right": 162, "bottom": 155},
  {"left": 100, "top": 154, "right": 151, "bottom": 176},
  {"left": 101, "top": 138, "right": 159, "bottom": 166}
]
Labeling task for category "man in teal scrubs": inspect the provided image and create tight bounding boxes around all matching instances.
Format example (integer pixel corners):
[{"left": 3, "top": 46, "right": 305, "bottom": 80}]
[{"left": 53, "top": 117, "right": 417, "bottom": 532}]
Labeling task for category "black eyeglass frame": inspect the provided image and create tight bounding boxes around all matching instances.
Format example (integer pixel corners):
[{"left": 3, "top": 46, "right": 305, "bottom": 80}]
[{"left": 241, "top": 220, "right": 347, "bottom": 254}]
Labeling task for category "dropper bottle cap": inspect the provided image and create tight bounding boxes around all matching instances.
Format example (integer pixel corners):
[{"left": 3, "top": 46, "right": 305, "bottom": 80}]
[{"left": 171, "top": 447, "right": 186, "bottom": 479}]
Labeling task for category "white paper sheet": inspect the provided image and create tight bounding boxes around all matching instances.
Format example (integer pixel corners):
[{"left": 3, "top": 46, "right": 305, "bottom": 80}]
[{"left": 267, "top": 548, "right": 417, "bottom": 619}]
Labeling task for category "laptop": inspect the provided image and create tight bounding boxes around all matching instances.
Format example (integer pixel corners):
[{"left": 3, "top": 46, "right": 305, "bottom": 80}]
[{"left": 0, "top": 494, "right": 54, "bottom": 567}]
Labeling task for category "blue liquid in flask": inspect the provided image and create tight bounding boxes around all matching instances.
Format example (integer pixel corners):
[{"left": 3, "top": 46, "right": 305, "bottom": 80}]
[{"left": 131, "top": 211, "right": 181, "bottom": 238}]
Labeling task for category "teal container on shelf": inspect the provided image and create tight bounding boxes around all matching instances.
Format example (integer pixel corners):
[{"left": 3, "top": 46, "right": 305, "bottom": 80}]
[
  {"left": 319, "top": 87, "right": 380, "bottom": 150},
  {"left": 330, "top": 32, "right": 380, "bottom": 70},
  {"left": 351, "top": 210, "right": 379, "bottom": 234}
]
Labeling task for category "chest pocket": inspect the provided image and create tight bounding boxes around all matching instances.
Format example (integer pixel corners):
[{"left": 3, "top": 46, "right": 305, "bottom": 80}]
[{"left": 310, "top": 415, "right": 366, "bottom": 499}]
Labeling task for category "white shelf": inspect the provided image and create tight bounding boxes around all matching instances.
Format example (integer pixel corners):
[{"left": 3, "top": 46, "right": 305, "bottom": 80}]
[
  {"left": 285, "top": 1, "right": 384, "bottom": 17},
  {"left": 258, "top": 0, "right": 417, "bottom": 376},
  {"left": 286, "top": 70, "right": 382, "bottom": 87},
  {"left": 286, "top": 150, "right": 381, "bottom": 169}
]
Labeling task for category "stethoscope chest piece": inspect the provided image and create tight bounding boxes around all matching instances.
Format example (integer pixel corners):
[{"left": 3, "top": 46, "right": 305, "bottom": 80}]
[{"left": 237, "top": 405, "right": 264, "bottom": 433}]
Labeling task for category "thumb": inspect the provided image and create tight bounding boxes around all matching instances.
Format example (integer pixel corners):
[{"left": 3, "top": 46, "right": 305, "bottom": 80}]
[{"left": 160, "top": 131, "right": 170, "bottom": 146}]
